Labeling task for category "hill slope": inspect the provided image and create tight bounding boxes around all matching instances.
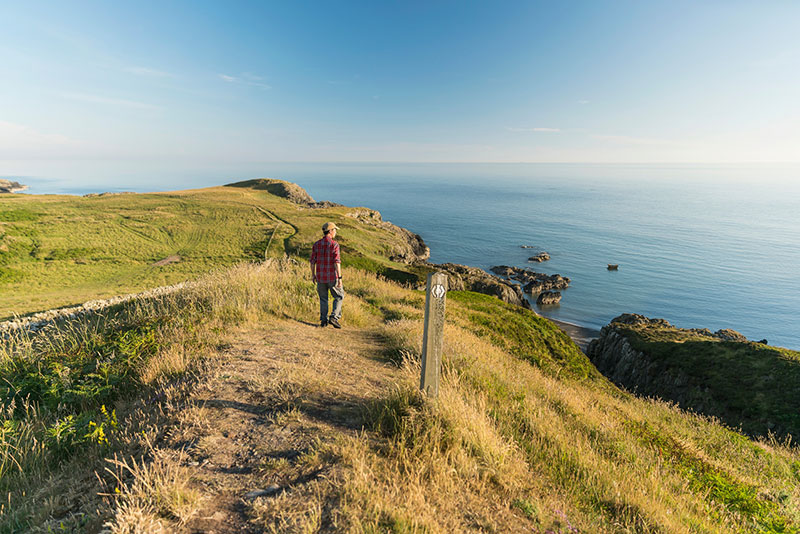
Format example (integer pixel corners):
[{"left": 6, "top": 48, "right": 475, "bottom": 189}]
[
  {"left": 2, "top": 262, "right": 798, "bottom": 533},
  {"left": 0, "top": 180, "right": 429, "bottom": 318},
  {"left": 588, "top": 314, "right": 800, "bottom": 441}
]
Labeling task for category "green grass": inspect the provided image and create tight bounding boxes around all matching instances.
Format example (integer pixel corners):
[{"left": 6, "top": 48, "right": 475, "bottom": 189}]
[
  {"left": 626, "top": 419, "right": 794, "bottom": 533},
  {"left": 2, "top": 262, "right": 799, "bottom": 532},
  {"left": 2, "top": 182, "right": 800, "bottom": 532},
  {"left": 0, "top": 182, "right": 424, "bottom": 318},
  {"left": 448, "top": 290, "right": 606, "bottom": 383},
  {"left": 614, "top": 323, "right": 800, "bottom": 439}
]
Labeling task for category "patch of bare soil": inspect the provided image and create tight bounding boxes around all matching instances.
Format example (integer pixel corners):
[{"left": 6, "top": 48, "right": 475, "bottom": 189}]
[
  {"left": 153, "top": 255, "right": 182, "bottom": 266},
  {"left": 161, "top": 320, "right": 399, "bottom": 533}
]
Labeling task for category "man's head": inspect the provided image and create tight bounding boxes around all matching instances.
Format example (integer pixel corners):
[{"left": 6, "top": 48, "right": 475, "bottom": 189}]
[{"left": 322, "top": 222, "right": 338, "bottom": 236}]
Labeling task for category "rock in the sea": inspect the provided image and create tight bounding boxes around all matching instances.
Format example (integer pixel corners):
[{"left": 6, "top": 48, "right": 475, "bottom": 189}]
[
  {"left": 490, "top": 265, "right": 570, "bottom": 294},
  {"left": 524, "top": 276, "right": 569, "bottom": 294},
  {"left": 536, "top": 291, "right": 562, "bottom": 305},
  {"left": 607, "top": 264, "right": 619, "bottom": 270},
  {"left": 433, "top": 263, "right": 530, "bottom": 309},
  {"left": 528, "top": 252, "right": 550, "bottom": 262},
  {"left": 757, "top": 339, "right": 768, "bottom": 345},
  {"left": 520, "top": 245, "right": 536, "bottom": 249}
]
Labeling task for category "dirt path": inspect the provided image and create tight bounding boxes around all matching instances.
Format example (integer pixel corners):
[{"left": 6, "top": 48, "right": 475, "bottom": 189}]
[{"left": 163, "top": 320, "right": 400, "bottom": 533}]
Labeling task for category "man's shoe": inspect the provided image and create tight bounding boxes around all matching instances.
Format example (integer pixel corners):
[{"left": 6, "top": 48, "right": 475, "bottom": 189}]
[
  {"left": 320, "top": 320, "right": 328, "bottom": 327},
  {"left": 328, "top": 317, "right": 341, "bottom": 329}
]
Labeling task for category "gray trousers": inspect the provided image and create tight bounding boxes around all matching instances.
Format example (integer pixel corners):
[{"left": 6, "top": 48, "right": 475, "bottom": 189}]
[{"left": 317, "top": 281, "right": 343, "bottom": 321}]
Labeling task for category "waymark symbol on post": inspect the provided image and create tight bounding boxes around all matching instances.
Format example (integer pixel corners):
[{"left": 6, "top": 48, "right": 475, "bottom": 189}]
[{"left": 432, "top": 284, "right": 445, "bottom": 299}]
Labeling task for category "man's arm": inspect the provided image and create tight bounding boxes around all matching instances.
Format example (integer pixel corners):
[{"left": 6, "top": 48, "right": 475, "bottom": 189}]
[
  {"left": 310, "top": 246, "right": 317, "bottom": 283},
  {"left": 334, "top": 242, "right": 342, "bottom": 287}
]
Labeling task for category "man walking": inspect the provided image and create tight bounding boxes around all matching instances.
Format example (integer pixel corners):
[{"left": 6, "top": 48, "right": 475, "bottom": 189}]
[{"left": 310, "top": 222, "right": 343, "bottom": 328}]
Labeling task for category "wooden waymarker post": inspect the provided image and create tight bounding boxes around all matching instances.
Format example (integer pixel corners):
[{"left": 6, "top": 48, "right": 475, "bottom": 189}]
[{"left": 420, "top": 272, "right": 448, "bottom": 398}]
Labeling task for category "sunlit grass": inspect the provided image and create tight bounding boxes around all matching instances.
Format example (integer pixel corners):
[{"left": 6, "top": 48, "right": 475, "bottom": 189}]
[{"left": 1, "top": 259, "right": 798, "bottom": 532}]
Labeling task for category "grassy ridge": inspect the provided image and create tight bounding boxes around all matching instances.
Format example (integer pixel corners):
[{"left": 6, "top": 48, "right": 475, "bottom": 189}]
[
  {"left": 610, "top": 322, "right": 800, "bottom": 440},
  {"left": 0, "top": 183, "right": 427, "bottom": 318}
]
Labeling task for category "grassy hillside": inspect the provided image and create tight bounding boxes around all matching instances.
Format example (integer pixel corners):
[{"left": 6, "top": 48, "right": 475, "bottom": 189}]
[
  {"left": 599, "top": 321, "right": 800, "bottom": 441},
  {"left": 2, "top": 261, "right": 798, "bottom": 532},
  {"left": 0, "top": 181, "right": 429, "bottom": 318},
  {"left": 2, "top": 182, "right": 799, "bottom": 532}
]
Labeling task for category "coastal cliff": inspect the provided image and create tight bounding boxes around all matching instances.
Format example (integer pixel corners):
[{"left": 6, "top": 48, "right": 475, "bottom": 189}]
[
  {"left": 587, "top": 313, "right": 800, "bottom": 440},
  {"left": 0, "top": 179, "right": 27, "bottom": 193},
  {"left": 344, "top": 207, "right": 430, "bottom": 264}
]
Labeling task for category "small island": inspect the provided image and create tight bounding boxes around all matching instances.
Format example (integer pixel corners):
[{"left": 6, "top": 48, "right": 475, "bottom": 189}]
[{"left": 0, "top": 179, "right": 28, "bottom": 194}]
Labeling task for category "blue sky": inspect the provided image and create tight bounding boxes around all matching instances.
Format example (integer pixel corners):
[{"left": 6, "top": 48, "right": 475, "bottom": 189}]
[{"left": 1, "top": 0, "right": 799, "bottom": 177}]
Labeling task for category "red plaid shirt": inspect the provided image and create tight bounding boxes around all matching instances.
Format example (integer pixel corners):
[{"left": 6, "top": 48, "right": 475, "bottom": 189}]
[{"left": 310, "top": 235, "right": 341, "bottom": 283}]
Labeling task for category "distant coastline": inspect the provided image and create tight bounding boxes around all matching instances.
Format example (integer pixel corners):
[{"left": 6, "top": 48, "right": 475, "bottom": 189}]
[{"left": 0, "top": 179, "right": 28, "bottom": 194}]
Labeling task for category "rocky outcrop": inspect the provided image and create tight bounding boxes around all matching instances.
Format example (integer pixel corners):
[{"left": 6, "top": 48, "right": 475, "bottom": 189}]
[
  {"left": 528, "top": 252, "right": 550, "bottom": 262},
  {"left": 490, "top": 265, "right": 570, "bottom": 294},
  {"left": 610, "top": 313, "right": 671, "bottom": 328},
  {"left": 586, "top": 316, "right": 695, "bottom": 404},
  {"left": 586, "top": 323, "right": 687, "bottom": 396},
  {"left": 0, "top": 179, "right": 27, "bottom": 193},
  {"left": 713, "top": 328, "right": 748, "bottom": 342},
  {"left": 585, "top": 314, "right": 797, "bottom": 439},
  {"left": 536, "top": 291, "right": 561, "bottom": 305},
  {"left": 306, "top": 201, "right": 344, "bottom": 209},
  {"left": 226, "top": 178, "right": 316, "bottom": 205},
  {"left": 431, "top": 263, "right": 531, "bottom": 309},
  {"left": 344, "top": 208, "right": 430, "bottom": 264}
]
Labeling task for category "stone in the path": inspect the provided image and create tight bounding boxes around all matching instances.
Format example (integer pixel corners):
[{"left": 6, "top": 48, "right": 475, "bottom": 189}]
[{"left": 244, "top": 484, "right": 281, "bottom": 499}]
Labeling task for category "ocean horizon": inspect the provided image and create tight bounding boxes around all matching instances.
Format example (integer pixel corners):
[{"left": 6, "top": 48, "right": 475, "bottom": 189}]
[{"left": 8, "top": 162, "right": 800, "bottom": 350}]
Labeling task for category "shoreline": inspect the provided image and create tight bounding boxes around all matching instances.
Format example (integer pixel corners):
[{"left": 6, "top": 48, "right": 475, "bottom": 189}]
[{"left": 549, "top": 318, "right": 601, "bottom": 352}]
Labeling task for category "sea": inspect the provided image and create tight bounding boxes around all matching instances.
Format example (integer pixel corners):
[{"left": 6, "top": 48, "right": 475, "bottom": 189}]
[{"left": 8, "top": 162, "right": 800, "bottom": 350}]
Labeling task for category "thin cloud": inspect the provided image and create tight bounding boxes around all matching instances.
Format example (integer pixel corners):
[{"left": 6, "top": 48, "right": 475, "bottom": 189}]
[
  {"left": 590, "top": 134, "right": 677, "bottom": 146},
  {"left": 60, "top": 92, "right": 161, "bottom": 110},
  {"left": 506, "top": 127, "right": 561, "bottom": 133},
  {"left": 124, "top": 66, "right": 173, "bottom": 77},
  {"left": 218, "top": 73, "right": 271, "bottom": 90},
  {"left": 578, "top": 100, "right": 589, "bottom": 104}
]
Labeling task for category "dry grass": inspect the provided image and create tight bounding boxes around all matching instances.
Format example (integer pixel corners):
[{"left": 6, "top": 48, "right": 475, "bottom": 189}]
[
  {"left": 3, "top": 259, "right": 799, "bottom": 533},
  {"left": 103, "top": 446, "right": 201, "bottom": 533}
]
